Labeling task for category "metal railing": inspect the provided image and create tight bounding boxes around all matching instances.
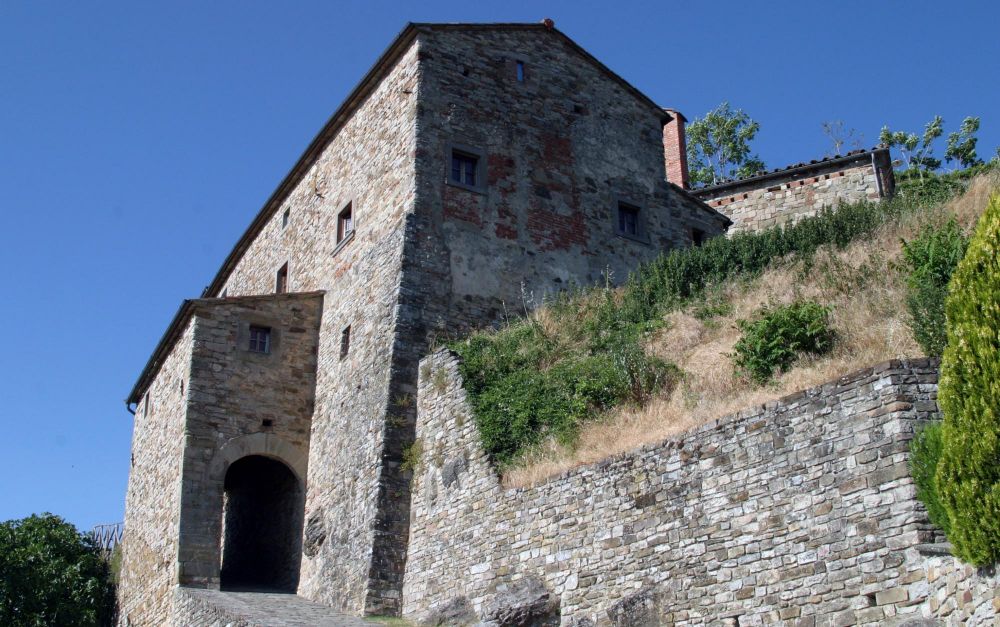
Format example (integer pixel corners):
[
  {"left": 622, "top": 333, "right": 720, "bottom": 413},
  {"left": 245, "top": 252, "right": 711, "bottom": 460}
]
[{"left": 89, "top": 522, "right": 124, "bottom": 556}]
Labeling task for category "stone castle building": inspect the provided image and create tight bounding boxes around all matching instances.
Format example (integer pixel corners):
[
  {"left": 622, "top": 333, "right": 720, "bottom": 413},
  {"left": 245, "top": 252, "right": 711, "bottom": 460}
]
[{"left": 118, "top": 21, "right": 732, "bottom": 625}]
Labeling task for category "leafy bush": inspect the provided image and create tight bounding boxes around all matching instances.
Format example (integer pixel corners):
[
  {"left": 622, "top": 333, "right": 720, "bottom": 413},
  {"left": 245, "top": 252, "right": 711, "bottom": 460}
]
[
  {"left": 462, "top": 333, "right": 675, "bottom": 466},
  {"left": 0, "top": 513, "right": 115, "bottom": 626},
  {"left": 936, "top": 194, "right": 1000, "bottom": 565},
  {"left": 731, "top": 301, "right": 835, "bottom": 384},
  {"left": 452, "top": 189, "right": 953, "bottom": 467},
  {"left": 910, "top": 421, "right": 950, "bottom": 535},
  {"left": 901, "top": 219, "right": 968, "bottom": 356}
]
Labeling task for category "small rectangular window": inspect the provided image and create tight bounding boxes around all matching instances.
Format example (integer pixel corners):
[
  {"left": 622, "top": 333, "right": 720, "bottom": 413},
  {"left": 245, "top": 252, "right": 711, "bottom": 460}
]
[
  {"left": 249, "top": 325, "right": 271, "bottom": 354},
  {"left": 450, "top": 151, "right": 478, "bottom": 187},
  {"left": 692, "top": 228, "right": 706, "bottom": 247},
  {"left": 618, "top": 203, "right": 640, "bottom": 237},
  {"left": 340, "top": 325, "right": 351, "bottom": 360},
  {"left": 337, "top": 203, "right": 354, "bottom": 244},
  {"left": 282, "top": 208, "right": 290, "bottom": 228},
  {"left": 275, "top": 263, "right": 288, "bottom": 294},
  {"left": 516, "top": 60, "right": 525, "bottom": 82}
]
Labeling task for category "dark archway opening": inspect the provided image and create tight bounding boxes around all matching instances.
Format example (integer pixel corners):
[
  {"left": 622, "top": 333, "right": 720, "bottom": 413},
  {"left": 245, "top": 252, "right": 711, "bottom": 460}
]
[{"left": 220, "top": 455, "right": 304, "bottom": 592}]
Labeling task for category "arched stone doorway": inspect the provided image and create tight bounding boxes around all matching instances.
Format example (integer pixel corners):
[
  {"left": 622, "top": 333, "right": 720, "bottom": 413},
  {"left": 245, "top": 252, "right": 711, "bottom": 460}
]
[{"left": 220, "top": 455, "right": 304, "bottom": 591}]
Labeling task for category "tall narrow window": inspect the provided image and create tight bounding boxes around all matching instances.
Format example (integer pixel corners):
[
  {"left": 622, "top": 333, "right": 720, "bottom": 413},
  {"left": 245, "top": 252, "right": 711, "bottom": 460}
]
[
  {"left": 337, "top": 203, "right": 353, "bottom": 244},
  {"left": 617, "top": 202, "right": 640, "bottom": 237},
  {"left": 451, "top": 151, "right": 478, "bottom": 187},
  {"left": 249, "top": 326, "right": 271, "bottom": 354},
  {"left": 275, "top": 263, "right": 288, "bottom": 294},
  {"left": 692, "top": 228, "right": 706, "bottom": 247},
  {"left": 515, "top": 60, "right": 525, "bottom": 82},
  {"left": 282, "top": 208, "right": 290, "bottom": 229},
  {"left": 340, "top": 325, "right": 351, "bottom": 360}
]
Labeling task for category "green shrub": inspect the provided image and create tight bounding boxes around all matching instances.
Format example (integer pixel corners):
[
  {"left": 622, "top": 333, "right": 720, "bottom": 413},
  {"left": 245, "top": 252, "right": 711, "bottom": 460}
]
[
  {"left": 910, "top": 421, "right": 950, "bottom": 535},
  {"left": 936, "top": 194, "right": 1000, "bottom": 565},
  {"left": 452, "top": 188, "right": 955, "bottom": 468},
  {"left": 901, "top": 219, "right": 968, "bottom": 356},
  {"left": 731, "top": 301, "right": 835, "bottom": 384},
  {"left": 462, "top": 339, "right": 675, "bottom": 466}
]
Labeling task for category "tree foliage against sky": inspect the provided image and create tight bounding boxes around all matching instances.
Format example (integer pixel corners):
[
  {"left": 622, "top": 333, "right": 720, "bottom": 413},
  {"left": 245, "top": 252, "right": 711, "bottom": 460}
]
[
  {"left": 0, "top": 513, "right": 114, "bottom": 626},
  {"left": 881, "top": 115, "right": 984, "bottom": 176},
  {"left": 945, "top": 117, "right": 983, "bottom": 169},
  {"left": 686, "top": 102, "right": 766, "bottom": 187}
]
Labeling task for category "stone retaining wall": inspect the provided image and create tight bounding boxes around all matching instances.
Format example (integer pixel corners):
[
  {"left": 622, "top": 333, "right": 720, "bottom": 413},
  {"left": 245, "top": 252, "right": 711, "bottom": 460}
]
[{"left": 402, "top": 350, "right": 997, "bottom": 626}]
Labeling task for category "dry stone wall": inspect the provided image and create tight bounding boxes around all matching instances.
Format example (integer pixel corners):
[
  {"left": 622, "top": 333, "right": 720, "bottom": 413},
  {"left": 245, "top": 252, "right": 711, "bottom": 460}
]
[
  {"left": 695, "top": 149, "right": 894, "bottom": 234},
  {"left": 403, "top": 350, "right": 997, "bottom": 626}
]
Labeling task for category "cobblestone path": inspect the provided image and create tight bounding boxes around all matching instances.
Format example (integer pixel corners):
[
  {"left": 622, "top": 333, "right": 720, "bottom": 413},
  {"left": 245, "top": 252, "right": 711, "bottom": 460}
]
[{"left": 179, "top": 588, "right": 383, "bottom": 626}]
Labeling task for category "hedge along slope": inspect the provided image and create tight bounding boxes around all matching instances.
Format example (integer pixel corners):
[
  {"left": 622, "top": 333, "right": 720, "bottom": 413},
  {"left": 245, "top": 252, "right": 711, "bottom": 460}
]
[
  {"left": 936, "top": 193, "right": 1000, "bottom": 566},
  {"left": 452, "top": 192, "right": 941, "bottom": 468}
]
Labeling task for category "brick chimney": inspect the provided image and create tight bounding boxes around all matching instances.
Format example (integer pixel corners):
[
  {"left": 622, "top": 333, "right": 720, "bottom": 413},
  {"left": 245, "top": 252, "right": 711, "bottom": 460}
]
[{"left": 663, "top": 109, "right": 689, "bottom": 189}]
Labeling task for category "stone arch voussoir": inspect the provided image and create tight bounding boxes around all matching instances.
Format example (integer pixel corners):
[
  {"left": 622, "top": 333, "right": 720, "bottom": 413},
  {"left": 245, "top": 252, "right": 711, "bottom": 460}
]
[{"left": 210, "top": 433, "right": 307, "bottom": 485}]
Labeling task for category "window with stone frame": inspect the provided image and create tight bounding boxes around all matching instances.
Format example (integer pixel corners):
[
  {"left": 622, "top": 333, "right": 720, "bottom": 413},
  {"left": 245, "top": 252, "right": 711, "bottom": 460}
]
[
  {"left": 445, "top": 143, "right": 487, "bottom": 193},
  {"left": 451, "top": 151, "right": 478, "bottom": 187},
  {"left": 337, "top": 202, "right": 353, "bottom": 244},
  {"left": 617, "top": 202, "right": 640, "bottom": 237},
  {"left": 275, "top": 263, "right": 288, "bottom": 294},
  {"left": 248, "top": 325, "right": 271, "bottom": 354}
]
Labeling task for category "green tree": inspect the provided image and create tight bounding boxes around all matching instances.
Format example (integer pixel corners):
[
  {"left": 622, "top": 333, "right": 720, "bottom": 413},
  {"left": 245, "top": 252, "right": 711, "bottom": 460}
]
[
  {"left": 944, "top": 116, "right": 983, "bottom": 169},
  {"left": 686, "top": 102, "right": 766, "bottom": 187},
  {"left": 880, "top": 115, "right": 944, "bottom": 178},
  {"left": 0, "top": 513, "right": 115, "bottom": 626},
  {"left": 935, "top": 194, "right": 1000, "bottom": 565}
]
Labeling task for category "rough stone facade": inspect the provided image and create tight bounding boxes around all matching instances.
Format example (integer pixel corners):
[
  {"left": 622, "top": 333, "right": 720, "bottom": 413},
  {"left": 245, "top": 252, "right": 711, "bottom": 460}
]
[
  {"left": 119, "top": 293, "right": 322, "bottom": 625},
  {"left": 692, "top": 148, "right": 895, "bottom": 234},
  {"left": 404, "top": 350, "right": 998, "bottom": 626},
  {"left": 120, "top": 22, "right": 730, "bottom": 625}
]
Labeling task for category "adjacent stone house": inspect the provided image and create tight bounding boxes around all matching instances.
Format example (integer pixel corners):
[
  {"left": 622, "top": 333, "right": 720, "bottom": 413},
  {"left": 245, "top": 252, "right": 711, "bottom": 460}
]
[{"left": 118, "top": 21, "right": 730, "bottom": 625}]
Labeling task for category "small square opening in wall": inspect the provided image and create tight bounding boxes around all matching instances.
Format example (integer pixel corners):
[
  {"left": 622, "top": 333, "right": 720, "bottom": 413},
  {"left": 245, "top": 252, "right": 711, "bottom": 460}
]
[
  {"left": 249, "top": 325, "right": 271, "bottom": 354},
  {"left": 275, "top": 263, "right": 288, "bottom": 294},
  {"left": 337, "top": 202, "right": 353, "bottom": 244},
  {"left": 451, "top": 150, "right": 478, "bottom": 187},
  {"left": 340, "top": 325, "right": 351, "bottom": 360},
  {"left": 692, "top": 228, "right": 706, "bottom": 247},
  {"left": 617, "top": 202, "right": 640, "bottom": 237}
]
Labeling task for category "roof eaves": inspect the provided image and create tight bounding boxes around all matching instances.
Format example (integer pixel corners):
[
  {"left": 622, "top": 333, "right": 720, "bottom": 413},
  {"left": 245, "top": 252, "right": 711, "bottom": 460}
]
[
  {"left": 201, "top": 22, "right": 422, "bottom": 298},
  {"left": 693, "top": 146, "right": 889, "bottom": 196}
]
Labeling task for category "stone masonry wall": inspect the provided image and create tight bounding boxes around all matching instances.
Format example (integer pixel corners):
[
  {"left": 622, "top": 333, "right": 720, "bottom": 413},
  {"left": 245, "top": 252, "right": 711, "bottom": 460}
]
[
  {"left": 118, "top": 323, "right": 194, "bottom": 627},
  {"left": 207, "top": 39, "right": 421, "bottom": 614},
  {"left": 412, "top": 27, "right": 729, "bottom": 333},
  {"left": 176, "top": 292, "right": 323, "bottom": 589},
  {"left": 403, "top": 350, "right": 997, "bottom": 626},
  {"left": 695, "top": 149, "right": 894, "bottom": 234}
]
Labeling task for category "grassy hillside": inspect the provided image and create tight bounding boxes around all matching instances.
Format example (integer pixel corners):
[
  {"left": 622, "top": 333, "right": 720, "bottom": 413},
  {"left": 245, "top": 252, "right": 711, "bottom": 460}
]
[{"left": 450, "top": 170, "right": 998, "bottom": 487}]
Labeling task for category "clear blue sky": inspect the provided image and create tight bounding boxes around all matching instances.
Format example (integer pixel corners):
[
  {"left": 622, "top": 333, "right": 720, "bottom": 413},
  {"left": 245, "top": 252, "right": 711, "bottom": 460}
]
[{"left": 1, "top": 1, "right": 997, "bottom": 531}]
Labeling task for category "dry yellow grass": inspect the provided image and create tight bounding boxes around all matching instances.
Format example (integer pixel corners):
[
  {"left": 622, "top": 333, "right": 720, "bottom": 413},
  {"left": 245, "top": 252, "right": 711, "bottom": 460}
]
[{"left": 504, "top": 173, "right": 999, "bottom": 488}]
